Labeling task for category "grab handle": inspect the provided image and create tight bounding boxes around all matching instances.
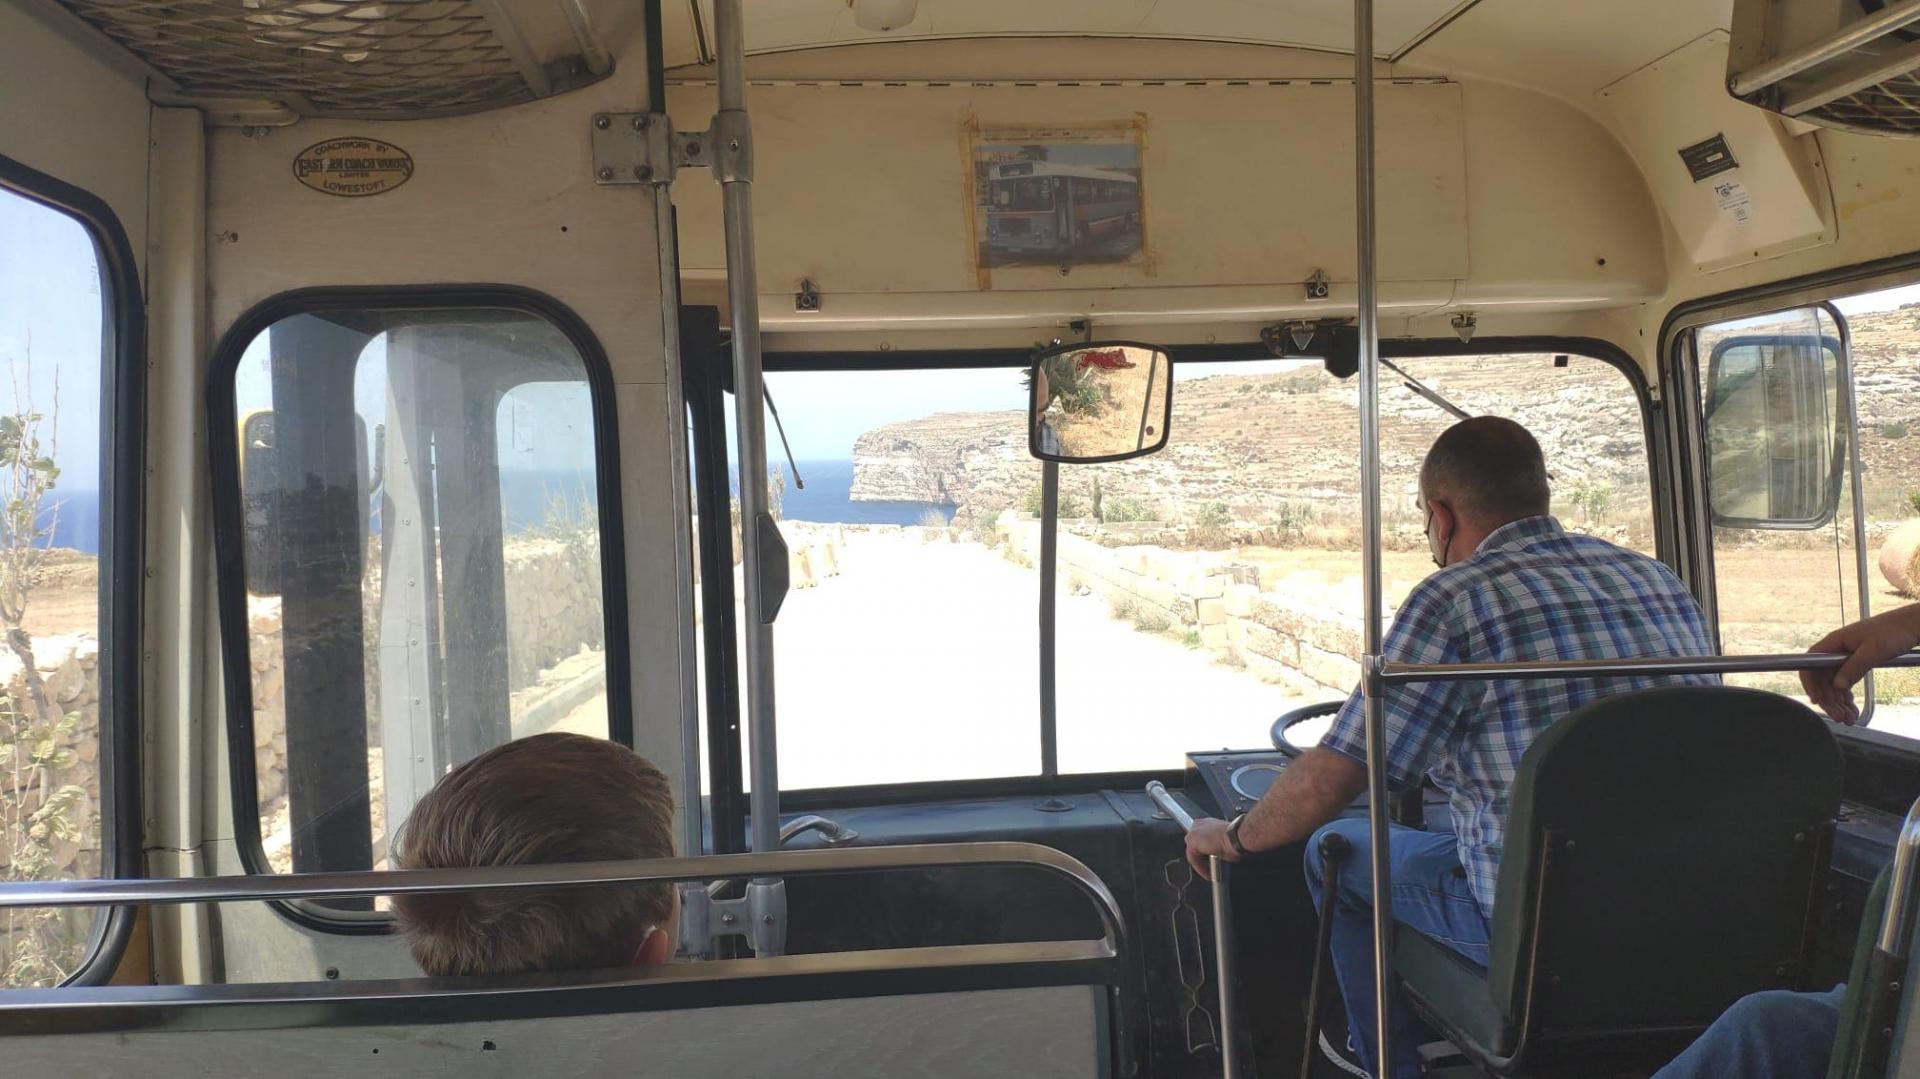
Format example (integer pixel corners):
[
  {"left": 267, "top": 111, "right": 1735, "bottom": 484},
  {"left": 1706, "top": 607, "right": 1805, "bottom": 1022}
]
[{"left": 1146, "top": 781, "right": 1243, "bottom": 1078}]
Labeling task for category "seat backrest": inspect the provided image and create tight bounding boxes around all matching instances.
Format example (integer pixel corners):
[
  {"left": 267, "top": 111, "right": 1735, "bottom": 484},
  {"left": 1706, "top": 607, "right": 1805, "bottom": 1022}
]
[
  {"left": 1487, "top": 685, "right": 1843, "bottom": 1034},
  {"left": 1827, "top": 867, "right": 1893, "bottom": 1079},
  {"left": 0, "top": 943, "right": 1115, "bottom": 1078}
]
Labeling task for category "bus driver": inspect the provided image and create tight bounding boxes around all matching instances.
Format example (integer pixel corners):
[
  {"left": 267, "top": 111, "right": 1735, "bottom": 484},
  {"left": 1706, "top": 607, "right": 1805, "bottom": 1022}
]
[
  {"left": 390, "top": 732, "right": 679, "bottom": 977},
  {"left": 1183, "top": 416, "right": 1717, "bottom": 1078}
]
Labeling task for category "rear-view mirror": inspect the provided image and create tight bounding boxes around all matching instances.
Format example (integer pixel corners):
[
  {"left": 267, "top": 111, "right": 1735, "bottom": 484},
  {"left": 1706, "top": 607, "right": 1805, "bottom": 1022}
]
[
  {"left": 1028, "top": 342, "right": 1173, "bottom": 463},
  {"left": 1702, "top": 305, "right": 1847, "bottom": 529}
]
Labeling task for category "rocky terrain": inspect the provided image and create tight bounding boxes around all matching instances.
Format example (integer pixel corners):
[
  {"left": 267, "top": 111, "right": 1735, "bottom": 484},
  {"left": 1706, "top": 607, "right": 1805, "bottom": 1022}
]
[
  {"left": 852, "top": 308, "right": 1920, "bottom": 550},
  {"left": 853, "top": 351, "right": 1655, "bottom": 546}
]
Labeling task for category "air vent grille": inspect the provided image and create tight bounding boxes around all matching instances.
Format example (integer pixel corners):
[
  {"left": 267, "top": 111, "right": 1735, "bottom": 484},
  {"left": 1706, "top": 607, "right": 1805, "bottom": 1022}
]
[
  {"left": 1803, "top": 70, "right": 1920, "bottom": 134},
  {"left": 1729, "top": 0, "right": 1920, "bottom": 137},
  {"left": 58, "top": 0, "right": 540, "bottom": 117}
]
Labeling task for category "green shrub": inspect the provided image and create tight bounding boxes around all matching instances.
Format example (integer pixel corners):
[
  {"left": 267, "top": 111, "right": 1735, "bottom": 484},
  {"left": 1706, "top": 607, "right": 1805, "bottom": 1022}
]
[
  {"left": 1909, "top": 489, "right": 1920, "bottom": 516},
  {"left": 1883, "top": 422, "right": 1910, "bottom": 440},
  {"left": 1102, "top": 497, "right": 1155, "bottom": 523},
  {"left": 1180, "top": 630, "right": 1202, "bottom": 649}
]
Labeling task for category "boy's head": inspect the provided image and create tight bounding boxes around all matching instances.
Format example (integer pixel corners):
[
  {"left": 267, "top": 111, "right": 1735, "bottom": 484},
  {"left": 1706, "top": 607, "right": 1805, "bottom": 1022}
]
[{"left": 390, "top": 732, "right": 677, "bottom": 977}]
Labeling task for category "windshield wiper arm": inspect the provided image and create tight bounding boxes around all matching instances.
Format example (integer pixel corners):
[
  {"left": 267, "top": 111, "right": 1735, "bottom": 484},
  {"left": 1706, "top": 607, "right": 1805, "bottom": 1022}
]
[
  {"left": 764, "top": 387, "right": 804, "bottom": 490},
  {"left": 1380, "top": 357, "right": 1471, "bottom": 421}
]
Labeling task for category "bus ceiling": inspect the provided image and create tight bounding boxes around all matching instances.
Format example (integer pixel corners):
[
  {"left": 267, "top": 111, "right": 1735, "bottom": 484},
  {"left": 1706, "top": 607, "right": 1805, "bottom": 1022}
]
[{"left": 26, "top": 0, "right": 1920, "bottom": 355}]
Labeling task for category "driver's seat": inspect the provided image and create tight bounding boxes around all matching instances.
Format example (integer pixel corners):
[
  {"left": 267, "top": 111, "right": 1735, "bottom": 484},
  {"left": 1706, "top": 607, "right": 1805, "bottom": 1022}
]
[{"left": 1393, "top": 686, "right": 1842, "bottom": 1075}]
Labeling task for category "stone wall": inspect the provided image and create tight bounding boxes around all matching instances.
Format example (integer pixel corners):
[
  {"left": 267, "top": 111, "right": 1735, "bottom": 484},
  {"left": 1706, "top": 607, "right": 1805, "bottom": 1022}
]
[
  {"left": 1001, "top": 519, "right": 1362, "bottom": 695},
  {"left": 0, "top": 633, "right": 104, "bottom": 987},
  {"left": 0, "top": 634, "right": 102, "bottom": 877}
]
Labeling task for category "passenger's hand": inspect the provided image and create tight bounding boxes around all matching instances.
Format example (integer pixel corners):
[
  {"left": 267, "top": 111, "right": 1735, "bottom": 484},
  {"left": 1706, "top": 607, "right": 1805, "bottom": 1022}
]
[
  {"left": 1184, "top": 817, "right": 1240, "bottom": 881},
  {"left": 1801, "top": 604, "right": 1920, "bottom": 725}
]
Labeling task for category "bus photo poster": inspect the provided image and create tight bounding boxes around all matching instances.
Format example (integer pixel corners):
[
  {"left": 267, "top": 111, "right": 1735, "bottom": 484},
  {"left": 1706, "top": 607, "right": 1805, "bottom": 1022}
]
[{"left": 967, "top": 122, "right": 1147, "bottom": 283}]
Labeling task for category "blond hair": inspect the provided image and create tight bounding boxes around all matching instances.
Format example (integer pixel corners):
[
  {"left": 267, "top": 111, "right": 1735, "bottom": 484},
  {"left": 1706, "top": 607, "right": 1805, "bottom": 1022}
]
[{"left": 390, "top": 733, "right": 675, "bottom": 976}]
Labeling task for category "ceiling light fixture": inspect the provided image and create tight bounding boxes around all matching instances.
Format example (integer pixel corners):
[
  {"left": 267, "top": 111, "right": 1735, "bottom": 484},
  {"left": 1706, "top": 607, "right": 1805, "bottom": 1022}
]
[{"left": 852, "top": 0, "right": 919, "bottom": 32}]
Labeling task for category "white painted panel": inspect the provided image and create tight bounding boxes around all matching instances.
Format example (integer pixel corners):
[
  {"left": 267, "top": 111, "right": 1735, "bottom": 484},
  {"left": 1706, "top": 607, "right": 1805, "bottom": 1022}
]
[
  {"left": 1598, "top": 31, "right": 1833, "bottom": 274},
  {"left": 204, "top": 53, "right": 692, "bottom": 978},
  {"left": 669, "top": 79, "right": 1469, "bottom": 325},
  {"left": 0, "top": 2, "right": 151, "bottom": 275},
  {"left": 3, "top": 985, "right": 1105, "bottom": 1078}
]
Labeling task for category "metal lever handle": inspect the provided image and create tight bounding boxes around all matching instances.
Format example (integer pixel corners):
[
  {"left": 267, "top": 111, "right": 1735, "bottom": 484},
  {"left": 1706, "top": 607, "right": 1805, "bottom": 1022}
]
[
  {"left": 1146, "top": 780, "right": 1196, "bottom": 831},
  {"left": 1146, "top": 781, "right": 1242, "bottom": 1079}
]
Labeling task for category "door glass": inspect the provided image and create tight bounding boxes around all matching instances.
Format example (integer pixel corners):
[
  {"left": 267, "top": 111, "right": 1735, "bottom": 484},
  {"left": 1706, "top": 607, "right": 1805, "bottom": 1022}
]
[
  {"left": 229, "top": 308, "right": 611, "bottom": 882},
  {"left": 1696, "top": 306, "right": 1871, "bottom": 719}
]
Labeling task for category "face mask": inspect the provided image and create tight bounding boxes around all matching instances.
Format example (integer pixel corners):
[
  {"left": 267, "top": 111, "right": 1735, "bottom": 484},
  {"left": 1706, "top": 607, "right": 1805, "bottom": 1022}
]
[{"left": 1424, "top": 506, "right": 1451, "bottom": 569}]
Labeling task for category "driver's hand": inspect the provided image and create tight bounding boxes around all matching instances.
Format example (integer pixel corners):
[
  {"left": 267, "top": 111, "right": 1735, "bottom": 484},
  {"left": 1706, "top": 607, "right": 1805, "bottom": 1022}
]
[{"left": 1185, "top": 818, "right": 1240, "bottom": 881}]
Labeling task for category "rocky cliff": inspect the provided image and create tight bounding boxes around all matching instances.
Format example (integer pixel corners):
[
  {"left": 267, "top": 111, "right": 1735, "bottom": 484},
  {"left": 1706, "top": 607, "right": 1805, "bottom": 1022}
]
[{"left": 849, "top": 351, "right": 1653, "bottom": 538}]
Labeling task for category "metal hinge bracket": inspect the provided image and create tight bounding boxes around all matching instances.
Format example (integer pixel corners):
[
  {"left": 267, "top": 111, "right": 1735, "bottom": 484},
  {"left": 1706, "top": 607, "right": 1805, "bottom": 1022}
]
[
  {"left": 676, "top": 877, "right": 789, "bottom": 959},
  {"left": 591, "top": 111, "right": 750, "bottom": 186}
]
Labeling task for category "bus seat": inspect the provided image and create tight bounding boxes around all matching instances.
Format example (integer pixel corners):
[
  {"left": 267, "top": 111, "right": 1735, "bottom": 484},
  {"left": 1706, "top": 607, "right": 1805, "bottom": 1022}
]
[
  {"left": 1826, "top": 866, "right": 1895, "bottom": 1079},
  {"left": 0, "top": 942, "right": 1115, "bottom": 1078},
  {"left": 1395, "top": 686, "right": 1843, "bottom": 1075}
]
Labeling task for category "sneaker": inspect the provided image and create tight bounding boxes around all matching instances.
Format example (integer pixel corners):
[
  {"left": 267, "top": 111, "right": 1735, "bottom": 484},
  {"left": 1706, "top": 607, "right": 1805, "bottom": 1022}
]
[{"left": 1317, "top": 1030, "right": 1371, "bottom": 1078}]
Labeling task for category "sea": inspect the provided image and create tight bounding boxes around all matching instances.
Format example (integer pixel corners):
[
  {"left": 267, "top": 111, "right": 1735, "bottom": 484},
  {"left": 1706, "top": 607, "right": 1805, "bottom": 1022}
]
[
  {"left": 751, "top": 459, "right": 956, "bottom": 526},
  {"left": 41, "top": 488, "right": 99, "bottom": 555},
  {"left": 37, "top": 458, "right": 955, "bottom": 559}
]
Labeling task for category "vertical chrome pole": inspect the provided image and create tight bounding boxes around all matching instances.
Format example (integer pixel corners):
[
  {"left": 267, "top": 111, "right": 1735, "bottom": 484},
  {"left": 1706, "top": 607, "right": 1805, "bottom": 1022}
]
[
  {"left": 1353, "top": 0, "right": 1393, "bottom": 1074},
  {"left": 713, "top": 0, "right": 787, "bottom": 953},
  {"left": 1832, "top": 305, "right": 1877, "bottom": 720}
]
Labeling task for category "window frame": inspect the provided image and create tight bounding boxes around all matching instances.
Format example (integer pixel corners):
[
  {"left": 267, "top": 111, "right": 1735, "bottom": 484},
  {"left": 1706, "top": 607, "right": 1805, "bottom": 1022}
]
[
  {"left": 0, "top": 152, "right": 146, "bottom": 985},
  {"left": 1659, "top": 249, "right": 1920, "bottom": 648},
  {"left": 206, "top": 285, "right": 632, "bottom": 934},
  {"left": 688, "top": 335, "right": 1659, "bottom": 815}
]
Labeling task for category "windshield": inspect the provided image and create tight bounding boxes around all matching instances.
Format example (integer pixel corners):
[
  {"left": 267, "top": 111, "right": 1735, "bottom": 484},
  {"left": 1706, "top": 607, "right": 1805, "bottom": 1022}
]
[{"left": 705, "top": 350, "right": 1654, "bottom": 787}]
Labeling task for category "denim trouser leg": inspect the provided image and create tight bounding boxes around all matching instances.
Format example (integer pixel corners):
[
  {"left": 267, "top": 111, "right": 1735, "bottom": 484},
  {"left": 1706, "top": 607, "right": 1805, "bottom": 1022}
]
[
  {"left": 1651, "top": 986, "right": 1846, "bottom": 1079},
  {"left": 1304, "top": 817, "right": 1492, "bottom": 1079}
]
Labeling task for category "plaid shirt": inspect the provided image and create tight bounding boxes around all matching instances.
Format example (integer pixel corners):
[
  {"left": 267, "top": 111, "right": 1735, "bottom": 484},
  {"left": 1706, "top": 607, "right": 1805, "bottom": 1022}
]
[{"left": 1321, "top": 516, "right": 1716, "bottom": 917}]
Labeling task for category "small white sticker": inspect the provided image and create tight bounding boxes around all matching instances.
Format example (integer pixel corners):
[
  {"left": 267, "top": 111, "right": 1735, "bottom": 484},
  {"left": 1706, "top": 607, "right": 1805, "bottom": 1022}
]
[{"left": 1711, "top": 177, "right": 1753, "bottom": 227}]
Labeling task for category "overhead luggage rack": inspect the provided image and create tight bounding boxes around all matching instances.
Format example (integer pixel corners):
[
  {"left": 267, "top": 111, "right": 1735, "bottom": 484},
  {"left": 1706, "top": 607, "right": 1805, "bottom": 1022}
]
[
  {"left": 1730, "top": 0, "right": 1920, "bottom": 135},
  {"left": 54, "top": 0, "right": 608, "bottom": 119}
]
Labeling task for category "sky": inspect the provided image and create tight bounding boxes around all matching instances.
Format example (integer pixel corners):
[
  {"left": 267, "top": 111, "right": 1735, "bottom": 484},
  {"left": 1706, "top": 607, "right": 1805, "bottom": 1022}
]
[{"left": 0, "top": 189, "right": 105, "bottom": 489}]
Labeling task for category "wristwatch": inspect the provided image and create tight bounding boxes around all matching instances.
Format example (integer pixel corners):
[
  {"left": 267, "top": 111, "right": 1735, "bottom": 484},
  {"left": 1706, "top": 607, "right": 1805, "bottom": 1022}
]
[{"left": 1226, "top": 814, "right": 1250, "bottom": 857}]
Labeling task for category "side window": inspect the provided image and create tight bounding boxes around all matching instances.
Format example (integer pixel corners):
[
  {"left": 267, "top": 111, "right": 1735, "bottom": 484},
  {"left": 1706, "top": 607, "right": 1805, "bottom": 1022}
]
[
  {"left": 222, "top": 304, "right": 615, "bottom": 885},
  {"left": 1056, "top": 351, "right": 1654, "bottom": 772},
  {"left": 0, "top": 183, "right": 116, "bottom": 984},
  {"left": 1698, "top": 290, "right": 1920, "bottom": 736}
]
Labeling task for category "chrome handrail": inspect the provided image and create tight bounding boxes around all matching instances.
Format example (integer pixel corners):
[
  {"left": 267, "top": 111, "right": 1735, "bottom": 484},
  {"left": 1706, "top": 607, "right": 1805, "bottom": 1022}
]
[
  {"left": 1880, "top": 794, "right": 1920, "bottom": 957},
  {"left": 0, "top": 842, "right": 1125, "bottom": 951},
  {"left": 1147, "top": 781, "right": 1243, "bottom": 1079},
  {"left": 1380, "top": 650, "right": 1920, "bottom": 686}
]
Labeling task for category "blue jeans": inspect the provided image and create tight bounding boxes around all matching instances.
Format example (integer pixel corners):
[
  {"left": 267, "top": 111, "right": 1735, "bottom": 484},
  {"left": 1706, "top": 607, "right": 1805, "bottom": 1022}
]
[
  {"left": 1651, "top": 985, "right": 1845, "bottom": 1079},
  {"left": 1304, "top": 818, "right": 1491, "bottom": 1079}
]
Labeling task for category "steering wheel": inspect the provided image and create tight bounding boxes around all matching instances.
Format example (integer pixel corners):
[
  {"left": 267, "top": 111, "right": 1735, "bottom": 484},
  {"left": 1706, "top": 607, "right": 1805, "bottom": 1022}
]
[{"left": 1270, "top": 700, "right": 1343, "bottom": 759}]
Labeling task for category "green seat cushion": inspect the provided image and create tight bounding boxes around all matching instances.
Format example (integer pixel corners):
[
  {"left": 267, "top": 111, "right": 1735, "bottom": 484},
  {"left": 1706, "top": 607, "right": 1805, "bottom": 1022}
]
[{"left": 1396, "top": 922, "right": 1514, "bottom": 1057}]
